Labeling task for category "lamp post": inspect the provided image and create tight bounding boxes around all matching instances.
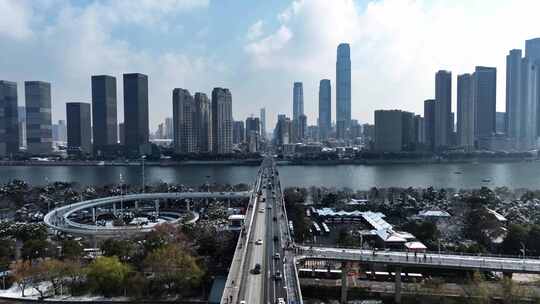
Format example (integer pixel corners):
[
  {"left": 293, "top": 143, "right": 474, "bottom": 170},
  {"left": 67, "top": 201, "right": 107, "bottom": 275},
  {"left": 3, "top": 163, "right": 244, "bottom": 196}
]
[
  {"left": 120, "top": 173, "right": 124, "bottom": 213},
  {"left": 520, "top": 242, "right": 526, "bottom": 260}
]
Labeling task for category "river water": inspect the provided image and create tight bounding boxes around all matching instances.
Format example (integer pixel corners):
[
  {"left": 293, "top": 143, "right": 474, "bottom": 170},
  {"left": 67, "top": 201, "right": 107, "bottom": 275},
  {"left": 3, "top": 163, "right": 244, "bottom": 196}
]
[{"left": 3, "top": 161, "right": 540, "bottom": 190}]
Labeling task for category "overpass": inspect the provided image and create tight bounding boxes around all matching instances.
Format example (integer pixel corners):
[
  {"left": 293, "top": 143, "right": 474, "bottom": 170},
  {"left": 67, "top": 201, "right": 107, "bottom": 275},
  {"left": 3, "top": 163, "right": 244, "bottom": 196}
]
[{"left": 43, "top": 191, "right": 250, "bottom": 235}]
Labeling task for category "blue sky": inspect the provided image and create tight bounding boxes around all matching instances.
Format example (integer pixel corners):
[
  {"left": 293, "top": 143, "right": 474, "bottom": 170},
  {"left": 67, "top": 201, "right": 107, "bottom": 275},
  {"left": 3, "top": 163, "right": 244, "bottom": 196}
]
[{"left": 1, "top": 0, "right": 540, "bottom": 131}]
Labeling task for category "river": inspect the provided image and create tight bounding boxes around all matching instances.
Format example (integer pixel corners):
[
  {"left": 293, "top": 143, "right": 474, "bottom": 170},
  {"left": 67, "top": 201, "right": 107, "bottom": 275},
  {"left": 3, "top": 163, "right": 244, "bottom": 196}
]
[{"left": 3, "top": 161, "right": 540, "bottom": 189}]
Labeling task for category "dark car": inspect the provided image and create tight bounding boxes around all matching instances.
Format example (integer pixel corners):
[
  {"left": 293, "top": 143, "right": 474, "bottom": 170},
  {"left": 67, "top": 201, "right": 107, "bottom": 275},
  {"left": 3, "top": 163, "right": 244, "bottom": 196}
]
[{"left": 252, "top": 263, "right": 261, "bottom": 274}]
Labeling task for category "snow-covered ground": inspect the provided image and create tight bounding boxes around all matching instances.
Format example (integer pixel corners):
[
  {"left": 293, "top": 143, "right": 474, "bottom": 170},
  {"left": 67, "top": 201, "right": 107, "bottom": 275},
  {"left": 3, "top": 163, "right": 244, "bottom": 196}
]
[{"left": 0, "top": 283, "right": 130, "bottom": 301}]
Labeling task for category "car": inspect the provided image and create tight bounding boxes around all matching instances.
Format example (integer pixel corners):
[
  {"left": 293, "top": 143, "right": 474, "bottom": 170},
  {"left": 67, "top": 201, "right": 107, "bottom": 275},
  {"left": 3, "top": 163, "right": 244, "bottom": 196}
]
[
  {"left": 273, "top": 270, "right": 282, "bottom": 280},
  {"left": 273, "top": 235, "right": 278, "bottom": 242},
  {"left": 255, "top": 239, "right": 263, "bottom": 245},
  {"left": 259, "top": 208, "right": 264, "bottom": 213},
  {"left": 274, "top": 253, "right": 280, "bottom": 260},
  {"left": 240, "top": 301, "right": 246, "bottom": 304},
  {"left": 273, "top": 216, "right": 277, "bottom": 222},
  {"left": 267, "top": 205, "right": 272, "bottom": 209},
  {"left": 252, "top": 264, "right": 261, "bottom": 274},
  {"left": 277, "top": 298, "right": 285, "bottom": 304}
]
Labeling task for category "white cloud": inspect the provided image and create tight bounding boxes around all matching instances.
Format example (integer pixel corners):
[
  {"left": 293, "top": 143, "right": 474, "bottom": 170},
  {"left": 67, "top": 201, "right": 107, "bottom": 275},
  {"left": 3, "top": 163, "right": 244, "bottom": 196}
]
[
  {"left": 244, "top": 0, "right": 540, "bottom": 125},
  {"left": 0, "top": 0, "right": 33, "bottom": 39},
  {"left": 246, "top": 20, "right": 264, "bottom": 41}
]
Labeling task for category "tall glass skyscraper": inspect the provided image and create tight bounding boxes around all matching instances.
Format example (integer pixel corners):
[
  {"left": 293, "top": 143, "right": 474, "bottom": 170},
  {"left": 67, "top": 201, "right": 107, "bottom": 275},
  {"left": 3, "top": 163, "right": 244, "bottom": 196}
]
[
  {"left": 435, "top": 70, "right": 452, "bottom": 148},
  {"left": 91, "top": 75, "right": 118, "bottom": 150},
  {"left": 292, "top": 82, "right": 303, "bottom": 120},
  {"left": 66, "top": 102, "right": 92, "bottom": 154},
  {"left": 25, "top": 81, "right": 52, "bottom": 154},
  {"left": 318, "top": 79, "right": 331, "bottom": 140},
  {"left": 336, "top": 43, "right": 351, "bottom": 134},
  {"left": 123, "top": 73, "right": 149, "bottom": 152},
  {"left": 0, "top": 81, "right": 20, "bottom": 156},
  {"left": 211, "top": 88, "right": 233, "bottom": 154}
]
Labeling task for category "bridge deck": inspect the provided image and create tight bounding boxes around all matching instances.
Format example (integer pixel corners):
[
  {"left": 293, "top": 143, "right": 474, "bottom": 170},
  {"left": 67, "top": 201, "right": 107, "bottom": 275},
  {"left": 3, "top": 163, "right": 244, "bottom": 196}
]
[{"left": 299, "top": 246, "right": 540, "bottom": 274}]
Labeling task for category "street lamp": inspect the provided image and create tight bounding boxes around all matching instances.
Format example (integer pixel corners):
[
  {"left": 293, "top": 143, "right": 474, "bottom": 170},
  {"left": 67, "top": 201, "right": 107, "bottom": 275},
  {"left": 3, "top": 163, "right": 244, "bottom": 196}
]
[
  {"left": 520, "top": 242, "right": 526, "bottom": 260},
  {"left": 120, "top": 173, "right": 124, "bottom": 212}
]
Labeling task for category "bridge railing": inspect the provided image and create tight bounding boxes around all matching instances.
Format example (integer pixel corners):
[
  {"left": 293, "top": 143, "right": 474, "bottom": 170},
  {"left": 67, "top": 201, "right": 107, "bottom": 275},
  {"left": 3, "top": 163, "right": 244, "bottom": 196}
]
[{"left": 296, "top": 243, "right": 540, "bottom": 260}]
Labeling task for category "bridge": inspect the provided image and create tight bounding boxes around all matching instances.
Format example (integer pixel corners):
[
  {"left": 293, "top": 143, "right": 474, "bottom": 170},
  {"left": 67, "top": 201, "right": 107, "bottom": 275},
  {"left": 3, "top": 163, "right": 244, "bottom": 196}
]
[
  {"left": 43, "top": 191, "right": 250, "bottom": 235},
  {"left": 42, "top": 158, "right": 540, "bottom": 303}
]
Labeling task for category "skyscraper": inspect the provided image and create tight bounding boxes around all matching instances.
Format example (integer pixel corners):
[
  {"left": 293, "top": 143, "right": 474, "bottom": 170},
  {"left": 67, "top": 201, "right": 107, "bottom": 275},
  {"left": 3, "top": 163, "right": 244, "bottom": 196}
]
[
  {"left": 123, "top": 73, "right": 149, "bottom": 152},
  {"left": 260, "top": 108, "right": 266, "bottom": 140},
  {"left": 318, "top": 79, "right": 331, "bottom": 140},
  {"left": 506, "top": 49, "right": 522, "bottom": 140},
  {"left": 435, "top": 70, "right": 452, "bottom": 148},
  {"left": 194, "top": 93, "right": 212, "bottom": 153},
  {"left": 164, "top": 117, "right": 173, "bottom": 140},
  {"left": 66, "top": 102, "right": 92, "bottom": 154},
  {"left": 25, "top": 81, "right": 52, "bottom": 154},
  {"left": 293, "top": 82, "right": 304, "bottom": 120},
  {"left": 424, "top": 99, "right": 436, "bottom": 151},
  {"left": 0, "top": 81, "right": 19, "bottom": 156},
  {"left": 336, "top": 43, "right": 351, "bottom": 134},
  {"left": 519, "top": 56, "right": 538, "bottom": 150},
  {"left": 457, "top": 74, "right": 475, "bottom": 150},
  {"left": 18, "top": 106, "right": 26, "bottom": 149},
  {"left": 274, "top": 114, "right": 292, "bottom": 146},
  {"left": 525, "top": 38, "right": 540, "bottom": 140},
  {"left": 172, "top": 88, "right": 196, "bottom": 153},
  {"left": 246, "top": 117, "right": 260, "bottom": 136},
  {"left": 211, "top": 88, "right": 233, "bottom": 154},
  {"left": 233, "top": 121, "right": 245, "bottom": 144},
  {"left": 374, "top": 110, "right": 403, "bottom": 152},
  {"left": 473, "top": 66, "right": 497, "bottom": 140},
  {"left": 91, "top": 75, "right": 118, "bottom": 149}
]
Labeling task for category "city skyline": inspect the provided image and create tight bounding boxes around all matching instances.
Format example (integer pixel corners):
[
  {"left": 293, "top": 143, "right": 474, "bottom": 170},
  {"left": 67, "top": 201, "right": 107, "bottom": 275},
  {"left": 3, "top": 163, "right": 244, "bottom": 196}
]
[{"left": 3, "top": 0, "right": 540, "bottom": 130}]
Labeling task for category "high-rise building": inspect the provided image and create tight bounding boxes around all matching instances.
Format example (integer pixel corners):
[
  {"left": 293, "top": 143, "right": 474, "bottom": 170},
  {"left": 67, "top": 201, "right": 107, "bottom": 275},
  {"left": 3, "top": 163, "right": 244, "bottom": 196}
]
[
  {"left": 457, "top": 74, "right": 475, "bottom": 150},
  {"left": 374, "top": 110, "right": 403, "bottom": 152},
  {"left": 293, "top": 82, "right": 304, "bottom": 120},
  {"left": 520, "top": 56, "right": 538, "bottom": 150},
  {"left": 164, "top": 117, "right": 173, "bottom": 140},
  {"left": 172, "top": 88, "right": 196, "bottom": 153},
  {"left": 119, "top": 122, "right": 125, "bottom": 145},
  {"left": 294, "top": 114, "right": 307, "bottom": 143},
  {"left": 525, "top": 38, "right": 540, "bottom": 143},
  {"left": 211, "top": 88, "right": 233, "bottom": 154},
  {"left": 66, "top": 102, "right": 92, "bottom": 154},
  {"left": 25, "top": 81, "right": 52, "bottom": 154},
  {"left": 424, "top": 99, "right": 436, "bottom": 151},
  {"left": 496, "top": 112, "right": 506, "bottom": 133},
  {"left": 53, "top": 120, "right": 67, "bottom": 142},
  {"left": 414, "top": 115, "right": 425, "bottom": 144},
  {"left": 435, "top": 70, "right": 452, "bottom": 148},
  {"left": 274, "top": 114, "right": 292, "bottom": 146},
  {"left": 194, "top": 93, "right": 212, "bottom": 153},
  {"left": 123, "top": 73, "right": 149, "bottom": 152},
  {"left": 246, "top": 117, "right": 260, "bottom": 136},
  {"left": 0, "top": 81, "right": 20, "bottom": 156},
  {"left": 401, "top": 111, "right": 415, "bottom": 151},
  {"left": 233, "top": 121, "right": 245, "bottom": 144},
  {"left": 91, "top": 75, "right": 118, "bottom": 149},
  {"left": 506, "top": 49, "right": 522, "bottom": 139},
  {"left": 473, "top": 66, "right": 497, "bottom": 140},
  {"left": 336, "top": 43, "right": 351, "bottom": 134},
  {"left": 18, "top": 106, "right": 26, "bottom": 149},
  {"left": 260, "top": 108, "right": 266, "bottom": 140},
  {"left": 318, "top": 79, "right": 331, "bottom": 140}
]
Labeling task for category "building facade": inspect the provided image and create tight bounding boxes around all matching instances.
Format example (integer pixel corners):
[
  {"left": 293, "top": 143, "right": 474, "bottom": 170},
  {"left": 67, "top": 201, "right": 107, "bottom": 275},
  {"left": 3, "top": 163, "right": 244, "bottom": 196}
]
[
  {"left": 194, "top": 93, "right": 212, "bottom": 153},
  {"left": 457, "top": 73, "right": 475, "bottom": 150},
  {"left": 25, "top": 81, "right": 52, "bottom": 154},
  {"left": 318, "top": 79, "right": 331, "bottom": 140},
  {"left": 66, "top": 102, "right": 92, "bottom": 154},
  {"left": 172, "top": 88, "right": 196, "bottom": 153},
  {"left": 91, "top": 75, "right": 118, "bottom": 149},
  {"left": 123, "top": 73, "right": 149, "bottom": 152},
  {"left": 374, "top": 110, "right": 403, "bottom": 152},
  {"left": 211, "top": 88, "right": 233, "bottom": 154},
  {"left": 336, "top": 43, "right": 351, "bottom": 133},
  {"left": 423, "top": 99, "right": 436, "bottom": 151},
  {"left": 473, "top": 66, "right": 497, "bottom": 142},
  {"left": 0, "top": 81, "right": 19, "bottom": 156},
  {"left": 435, "top": 70, "right": 452, "bottom": 148},
  {"left": 293, "top": 82, "right": 304, "bottom": 120}
]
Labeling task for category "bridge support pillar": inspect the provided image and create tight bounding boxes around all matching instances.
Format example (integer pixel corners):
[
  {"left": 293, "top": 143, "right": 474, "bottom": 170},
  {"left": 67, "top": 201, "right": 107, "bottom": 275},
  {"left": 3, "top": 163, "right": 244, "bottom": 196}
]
[
  {"left": 341, "top": 261, "right": 348, "bottom": 304},
  {"left": 113, "top": 202, "right": 116, "bottom": 216},
  {"left": 92, "top": 207, "right": 96, "bottom": 223},
  {"left": 135, "top": 201, "right": 138, "bottom": 210},
  {"left": 395, "top": 266, "right": 402, "bottom": 304},
  {"left": 155, "top": 199, "right": 159, "bottom": 217}
]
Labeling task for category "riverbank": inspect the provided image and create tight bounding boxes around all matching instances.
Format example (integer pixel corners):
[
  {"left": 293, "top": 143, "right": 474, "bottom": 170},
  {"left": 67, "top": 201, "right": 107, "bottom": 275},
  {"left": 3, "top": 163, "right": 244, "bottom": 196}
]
[{"left": 0, "top": 157, "right": 537, "bottom": 167}]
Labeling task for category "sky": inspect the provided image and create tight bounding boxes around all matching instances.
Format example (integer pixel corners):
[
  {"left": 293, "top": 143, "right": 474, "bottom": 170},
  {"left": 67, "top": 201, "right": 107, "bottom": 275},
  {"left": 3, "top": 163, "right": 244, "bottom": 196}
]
[{"left": 1, "top": 0, "right": 540, "bottom": 131}]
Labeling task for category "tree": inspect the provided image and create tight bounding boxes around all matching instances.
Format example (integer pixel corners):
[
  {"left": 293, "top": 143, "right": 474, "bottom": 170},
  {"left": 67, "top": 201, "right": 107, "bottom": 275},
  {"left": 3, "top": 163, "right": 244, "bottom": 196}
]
[
  {"left": 501, "top": 224, "right": 528, "bottom": 255},
  {"left": 63, "top": 259, "right": 85, "bottom": 296},
  {"left": 61, "top": 239, "right": 83, "bottom": 260},
  {"left": 144, "top": 244, "right": 204, "bottom": 296},
  {"left": 38, "top": 259, "right": 68, "bottom": 296},
  {"left": 526, "top": 225, "right": 540, "bottom": 256},
  {"left": 10, "top": 260, "right": 35, "bottom": 297},
  {"left": 86, "top": 256, "right": 131, "bottom": 297},
  {"left": 100, "top": 239, "right": 136, "bottom": 262},
  {"left": 21, "top": 239, "right": 49, "bottom": 261}
]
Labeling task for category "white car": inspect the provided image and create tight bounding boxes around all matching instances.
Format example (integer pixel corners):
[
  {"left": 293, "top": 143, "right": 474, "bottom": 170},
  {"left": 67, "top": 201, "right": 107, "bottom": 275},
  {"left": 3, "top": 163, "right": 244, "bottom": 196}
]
[{"left": 255, "top": 239, "right": 263, "bottom": 245}]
